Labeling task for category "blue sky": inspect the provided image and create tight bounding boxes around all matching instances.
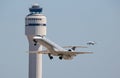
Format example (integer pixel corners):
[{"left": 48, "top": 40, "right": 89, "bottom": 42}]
[{"left": 0, "top": 0, "right": 120, "bottom": 78}]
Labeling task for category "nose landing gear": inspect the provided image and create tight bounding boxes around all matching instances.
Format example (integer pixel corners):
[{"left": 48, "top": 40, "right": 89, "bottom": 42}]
[{"left": 33, "top": 39, "right": 37, "bottom": 46}]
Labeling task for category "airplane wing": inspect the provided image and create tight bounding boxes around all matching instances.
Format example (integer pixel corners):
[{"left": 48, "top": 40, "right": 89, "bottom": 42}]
[
  {"left": 28, "top": 51, "right": 93, "bottom": 55},
  {"left": 52, "top": 51, "right": 93, "bottom": 60},
  {"left": 28, "top": 50, "right": 93, "bottom": 60},
  {"left": 56, "top": 51, "right": 93, "bottom": 55}
]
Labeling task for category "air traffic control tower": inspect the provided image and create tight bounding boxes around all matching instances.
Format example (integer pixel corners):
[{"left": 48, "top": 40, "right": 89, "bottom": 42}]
[{"left": 25, "top": 4, "right": 47, "bottom": 78}]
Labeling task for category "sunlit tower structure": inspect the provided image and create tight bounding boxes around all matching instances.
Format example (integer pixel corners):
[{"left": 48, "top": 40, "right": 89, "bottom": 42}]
[{"left": 25, "top": 4, "right": 47, "bottom": 78}]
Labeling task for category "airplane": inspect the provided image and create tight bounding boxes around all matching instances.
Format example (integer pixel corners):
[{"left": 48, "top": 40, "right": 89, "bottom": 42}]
[
  {"left": 87, "top": 41, "right": 96, "bottom": 45},
  {"left": 30, "top": 36, "right": 93, "bottom": 60}
]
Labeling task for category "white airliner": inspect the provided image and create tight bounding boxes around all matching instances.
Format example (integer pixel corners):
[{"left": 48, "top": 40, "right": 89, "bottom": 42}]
[{"left": 30, "top": 36, "right": 93, "bottom": 60}]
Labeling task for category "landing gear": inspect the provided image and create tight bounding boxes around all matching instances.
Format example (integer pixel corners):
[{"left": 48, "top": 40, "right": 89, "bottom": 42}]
[
  {"left": 68, "top": 49, "right": 72, "bottom": 51},
  {"left": 48, "top": 53, "right": 53, "bottom": 60},
  {"left": 50, "top": 56, "right": 53, "bottom": 60},
  {"left": 33, "top": 39, "right": 37, "bottom": 46},
  {"left": 59, "top": 56, "right": 63, "bottom": 60},
  {"left": 34, "top": 43, "right": 37, "bottom": 46},
  {"left": 59, "top": 54, "right": 63, "bottom": 60}
]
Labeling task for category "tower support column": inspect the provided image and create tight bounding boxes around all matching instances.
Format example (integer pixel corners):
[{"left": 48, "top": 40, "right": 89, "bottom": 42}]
[
  {"left": 36, "top": 45, "right": 42, "bottom": 78},
  {"left": 28, "top": 38, "right": 43, "bottom": 78}
]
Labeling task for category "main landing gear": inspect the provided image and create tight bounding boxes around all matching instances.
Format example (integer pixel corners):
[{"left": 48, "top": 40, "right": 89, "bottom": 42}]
[
  {"left": 59, "top": 56, "right": 63, "bottom": 60},
  {"left": 48, "top": 53, "right": 53, "bottom": 60}
]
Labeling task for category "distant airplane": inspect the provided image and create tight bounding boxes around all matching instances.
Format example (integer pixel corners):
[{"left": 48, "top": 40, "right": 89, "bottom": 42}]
[
  {"left": 29, "top": 36, "right": 93, "bottom": 60},
  {"left": 87, "top": 41, "right": 96, "bottom": 45}
]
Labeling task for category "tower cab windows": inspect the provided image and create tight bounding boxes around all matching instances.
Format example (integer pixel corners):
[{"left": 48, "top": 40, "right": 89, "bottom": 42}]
[
  {"left": 25, "top": 4, "right": 47, "bottom": 27},
  {"left": 27, "top": 18, "right": 42, "bottom": 21}
]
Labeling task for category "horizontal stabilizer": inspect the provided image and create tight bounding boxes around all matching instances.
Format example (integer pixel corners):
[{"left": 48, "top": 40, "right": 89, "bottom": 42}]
[{"left": 63, "top": 46, "right": 88, "bottom": 48}]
